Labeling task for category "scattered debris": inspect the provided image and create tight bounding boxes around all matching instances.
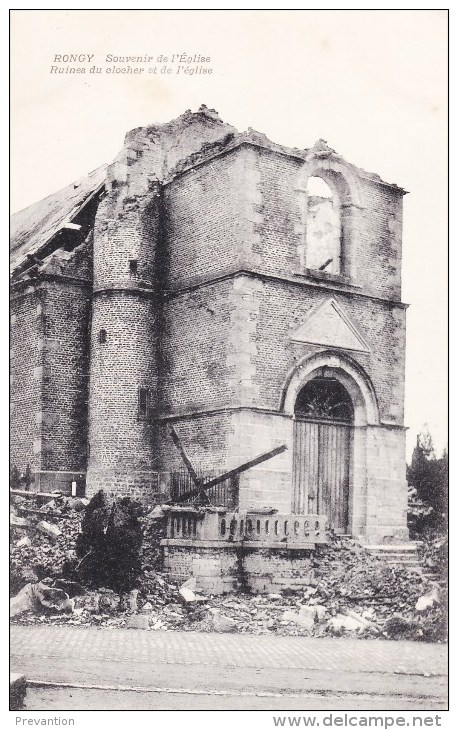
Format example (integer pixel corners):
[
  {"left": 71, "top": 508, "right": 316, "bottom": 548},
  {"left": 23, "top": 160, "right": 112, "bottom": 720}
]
[
  {"left": 415, "top": 586, "right": 440, "bottom": 612},
  {"left": 10, "top": 584, "right": 37, "bottom": 617},
  {"left": 327, "top": 613, "right": 368, "bottom": 633},
  {"left": 9, "top": 493, "right": 447, "bottom": 641},
  {"left": 147, "top": 505, "right": 166, "bottom": 520},
  {"left": 36, "top": 521, "right": 61, "bottom": 540},
  {"left": 99, "top": 590, "right": 121, "bottom": 612},
  {"left": 126, "top": 614, "right": 150, "bottom": 630},
  {"left": 66, "top": 497, "right": 88, "bottom": 511},
  {"left": 383, "top": 615, "right": 412, "bottom": 638},
  {"left": 10, "top": 515, "right": 31, "bottom": 529},
  {"left": 120, "top": 589, "right": 139, "bottom": 614},
  {"left": 16, "top": 536, "right": 31, "bottom": 548},
  {"left": 200, "top": 608, "right": 237, "bottom": 633},
  {"left": 179, "top": 577, "right": 197, "bottom": 603},
  {"left": 53, "top": 579, "right": 86, "bottom": 597},
  {"left": 32, "top": 583, "right": 74, "bottom": 613}
]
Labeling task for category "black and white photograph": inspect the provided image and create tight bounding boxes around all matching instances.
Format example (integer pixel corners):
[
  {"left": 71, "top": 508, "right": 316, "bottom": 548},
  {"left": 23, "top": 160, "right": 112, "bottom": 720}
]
[{"left": 9, "top": 8, "right": 448, "bottom": 724}]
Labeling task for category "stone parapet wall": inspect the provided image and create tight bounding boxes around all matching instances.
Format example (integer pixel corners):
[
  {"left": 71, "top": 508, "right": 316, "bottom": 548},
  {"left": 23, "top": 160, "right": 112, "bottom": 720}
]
[{"left": 161, "top": 541, "right": 314, "bottom": 595}]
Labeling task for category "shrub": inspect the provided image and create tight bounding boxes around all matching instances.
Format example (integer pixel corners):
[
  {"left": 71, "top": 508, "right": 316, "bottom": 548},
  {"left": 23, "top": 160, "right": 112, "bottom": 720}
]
[{"left": 75, "top": 491, "right": 143, "bottom": 593}]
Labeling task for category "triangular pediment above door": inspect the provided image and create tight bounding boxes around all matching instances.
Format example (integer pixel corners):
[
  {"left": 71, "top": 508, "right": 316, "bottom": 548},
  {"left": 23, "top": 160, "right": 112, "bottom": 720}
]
[{"left": 291, "top": 298, "right": 370, "bottom": 353}]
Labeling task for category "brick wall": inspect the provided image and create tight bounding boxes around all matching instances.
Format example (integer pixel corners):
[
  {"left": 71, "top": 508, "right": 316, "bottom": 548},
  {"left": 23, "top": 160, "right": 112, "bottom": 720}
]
[
  {"left": 163, "top": 148, "right": 249, "bottom": 289},
  {"left": 10, "top": 286, "right": 43, "bottom": 474},
  {"left": 159, "top": 279, "right": 242, "bottom": 415},
  {"left": 39, "top": 280, "right": 91, "bottom": 473},
  {"left": 255, "top": 146, "right": 403, "bottom": 299},
  {"left": 86, "top": 291, "right": 157, "bottom": 496},
  {"left": 93, "top": 193, "right": 160, "bottom": 290},
  {"left": 248, "top": 276, "right": 406, "bottom": 424},
  {"left": 10, "top": 275, "right": 91, "bottom": 485},
  {"left": 156, "top": 411, "right": 234, "bottom": 472},
  {"left": 87, "top": 177, "right": 161, "bottom": 497},
  {"left": 153, "top": 140, "right": 407, "bottom": 541},
  {"left": 11, "top": 113, "right": 408, "bottom": 542},
  {"left": 159, "top": 273, "right": 405, "bottom": 424},
  {"left": 163, "top": 144, "right": 403, "bottom": 302}
]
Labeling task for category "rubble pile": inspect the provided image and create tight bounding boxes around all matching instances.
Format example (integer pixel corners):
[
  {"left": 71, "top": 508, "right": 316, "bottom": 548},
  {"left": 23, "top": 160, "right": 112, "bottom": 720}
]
[
  {"left": 308, "top": 536, "right": 447, "bottom": 642},
  {"left": 10, "top": 495, "right": 447, "bottom": 642},
  {"left": 10, "top": 493, "right": 86, "bottom": 595},
  {"left": 416, "top": 529, "right": 448, "bottom": 581}
]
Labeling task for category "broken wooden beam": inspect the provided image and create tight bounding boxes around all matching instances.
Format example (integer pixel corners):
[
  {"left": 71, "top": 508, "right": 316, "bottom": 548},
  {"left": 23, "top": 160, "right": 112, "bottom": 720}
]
[
  {"left": 171, "top": 444, "right": 287, "bottom": 504},
  {"left": 10, "top": 489, "right": 62, "bottom": 499},
  {"left": 16, "top": 506, "right": 70, "bottom": 519},
  {"left": 168, "top": 424, "right": 210, "bottom": 503}
]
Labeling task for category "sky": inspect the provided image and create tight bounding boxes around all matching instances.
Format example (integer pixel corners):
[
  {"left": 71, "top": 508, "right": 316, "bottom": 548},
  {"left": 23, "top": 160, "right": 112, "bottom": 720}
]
[{"left": 10, "top": 9, "right": 448, "bottom": 459}]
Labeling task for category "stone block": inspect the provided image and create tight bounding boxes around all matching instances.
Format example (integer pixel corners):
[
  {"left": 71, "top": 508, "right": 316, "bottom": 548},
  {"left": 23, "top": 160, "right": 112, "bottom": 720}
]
[
  {"left": 126, "top": 614, "right": 150, "bottom": 630},
  {"left": 36, "top": 521, "right": 61, "bottom": 540},
  {"left": 10, "top": 515, "right": 31, "bottom": 529},
  {"left": 298, "top": 605, "right": 316, "bottom": 621},
  {"left": 191, "top": 558, "right": 222, "bottom": 577},
  {"left": 10, "top": 584, "right": 37, "bottom": 617},
  {"left": 31, "top": 583, "right": 74, "bottom": 613},
  {"left": 195, "top": 576, "right": 232, "bottom": 595},
  {"left": 15, "top": 536, "right": 32, "bottom": 548}
]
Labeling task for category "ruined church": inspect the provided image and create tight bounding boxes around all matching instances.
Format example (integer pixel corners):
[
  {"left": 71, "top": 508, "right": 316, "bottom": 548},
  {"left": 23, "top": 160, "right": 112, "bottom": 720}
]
[{"left": 11, "top": 105, "right": 409, "bottom": 548}]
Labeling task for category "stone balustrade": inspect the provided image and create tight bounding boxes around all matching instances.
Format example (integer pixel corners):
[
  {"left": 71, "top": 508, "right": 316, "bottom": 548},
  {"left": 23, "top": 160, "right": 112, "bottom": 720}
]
[{"left": 164, "top": 507, "right": 328, "bottom": 547}]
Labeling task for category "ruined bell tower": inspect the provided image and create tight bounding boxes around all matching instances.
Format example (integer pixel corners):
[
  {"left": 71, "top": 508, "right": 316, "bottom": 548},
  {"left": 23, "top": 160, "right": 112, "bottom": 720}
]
[
  {"left": 85, "top": 167, "right": 160, "bottom": 496},
  {"left": 85, "top": 107, "right": 238, "bottom": 498}
]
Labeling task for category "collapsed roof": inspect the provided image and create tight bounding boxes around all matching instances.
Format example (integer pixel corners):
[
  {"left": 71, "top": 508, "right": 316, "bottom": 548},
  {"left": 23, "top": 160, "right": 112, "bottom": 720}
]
[{"left": 10, "top": 105, "right": 403, "bottom": 277}]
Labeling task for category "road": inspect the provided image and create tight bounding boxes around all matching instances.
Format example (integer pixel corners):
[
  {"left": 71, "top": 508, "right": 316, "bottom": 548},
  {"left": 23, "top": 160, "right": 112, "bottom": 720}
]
[{"left": 11, "top": 625, "right": 448, "bottom": 711}]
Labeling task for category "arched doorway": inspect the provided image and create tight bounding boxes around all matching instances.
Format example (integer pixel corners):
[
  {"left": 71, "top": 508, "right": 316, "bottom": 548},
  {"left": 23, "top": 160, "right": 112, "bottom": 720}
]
[{"left": 292, "top": 377, "right": 354, "bottom": 532}]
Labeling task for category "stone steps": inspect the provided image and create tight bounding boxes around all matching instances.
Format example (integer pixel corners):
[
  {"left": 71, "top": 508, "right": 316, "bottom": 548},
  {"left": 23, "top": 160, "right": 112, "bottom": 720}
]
[{"left": 364, "top": 543, "right": 422, "bottom": 568}]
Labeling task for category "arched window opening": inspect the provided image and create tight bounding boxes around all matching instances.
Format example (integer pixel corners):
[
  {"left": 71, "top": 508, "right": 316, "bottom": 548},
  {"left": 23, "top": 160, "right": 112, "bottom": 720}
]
[
  {"left": 294, "top": 377, "right": 353, "bottom": 424},
  {"left": 305, "top": 176, "right": 341, "bottom": 275}
]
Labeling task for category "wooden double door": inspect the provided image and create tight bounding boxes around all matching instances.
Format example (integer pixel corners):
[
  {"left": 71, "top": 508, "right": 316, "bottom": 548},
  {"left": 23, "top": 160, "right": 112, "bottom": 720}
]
[{"left": 292, "top": 418, "right": 351, "bottom": 532}]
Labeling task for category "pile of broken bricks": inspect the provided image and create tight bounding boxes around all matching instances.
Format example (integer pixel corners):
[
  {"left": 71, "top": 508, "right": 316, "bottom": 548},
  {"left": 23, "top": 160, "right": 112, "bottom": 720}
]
[{"left": 10, "top": 492, "right": 447, "bottom": 642}]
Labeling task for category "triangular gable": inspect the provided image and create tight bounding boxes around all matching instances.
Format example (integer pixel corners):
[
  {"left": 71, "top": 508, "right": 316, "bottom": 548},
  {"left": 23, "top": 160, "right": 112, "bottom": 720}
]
[{"left": 291, "top": 299, "right": 370, "bottom": 353}]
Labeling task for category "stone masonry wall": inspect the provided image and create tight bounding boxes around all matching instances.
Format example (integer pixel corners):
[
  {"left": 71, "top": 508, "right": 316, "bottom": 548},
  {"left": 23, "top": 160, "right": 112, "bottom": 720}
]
[
  {"left": 365, "top": 425, "right": 409, "bottom": 543},
  {"left": 228, "top": 410, "right": 293, "bottom": 512},
  {"left": 161, "top": 542, "right": 314, "bottom": 594}
]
